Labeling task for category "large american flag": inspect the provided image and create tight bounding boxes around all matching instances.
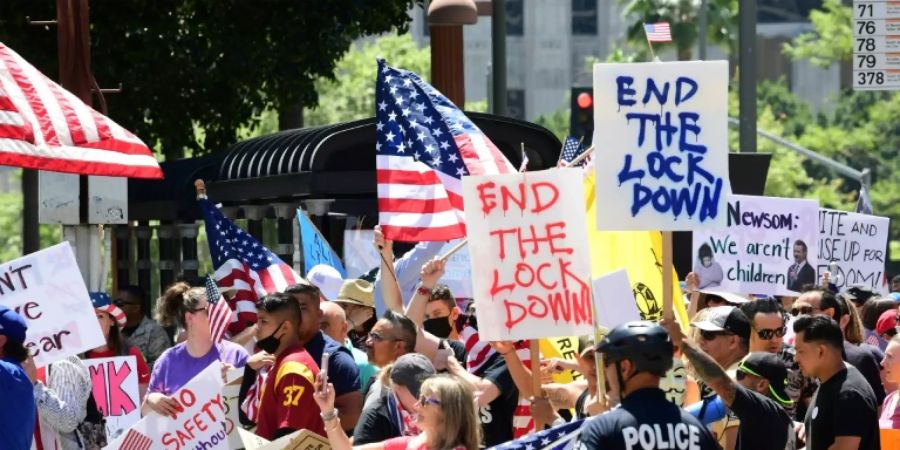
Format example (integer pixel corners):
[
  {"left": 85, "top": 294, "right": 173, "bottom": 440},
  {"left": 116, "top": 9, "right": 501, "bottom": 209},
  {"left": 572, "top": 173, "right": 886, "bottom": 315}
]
[
  {"left": 644, "top": 22, "right": 673, "bottom": 43},
  {"left": 489, "top": 418, "right": 585, "bottom": 450},
  {"left": 375, "top": 59, "right": 515, "bottom": 242},
  {"left": 204, "top": 275, "right": 233, "bottom": 344},
  {"left": 0, "top": 42, "right": 161, "bottom": 178},
  {"left": 199, "top": 198, "right": 302, "bottom": 334}
]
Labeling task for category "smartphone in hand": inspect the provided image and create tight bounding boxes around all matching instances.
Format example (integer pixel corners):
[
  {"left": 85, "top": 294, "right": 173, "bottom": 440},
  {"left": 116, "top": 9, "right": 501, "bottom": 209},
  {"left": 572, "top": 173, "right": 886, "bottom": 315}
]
[{"left": 320, "top": 352, "right": 331, "bottom": 393}]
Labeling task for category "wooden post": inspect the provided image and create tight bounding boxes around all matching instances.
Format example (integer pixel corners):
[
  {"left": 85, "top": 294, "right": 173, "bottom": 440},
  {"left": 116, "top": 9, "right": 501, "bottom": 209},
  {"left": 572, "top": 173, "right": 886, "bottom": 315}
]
[
  {"left": 530, "top": 339, "right": 543, "bottom": 431},
  {"left": 662, "top": 231, "right": 675, "bottom": 321}
]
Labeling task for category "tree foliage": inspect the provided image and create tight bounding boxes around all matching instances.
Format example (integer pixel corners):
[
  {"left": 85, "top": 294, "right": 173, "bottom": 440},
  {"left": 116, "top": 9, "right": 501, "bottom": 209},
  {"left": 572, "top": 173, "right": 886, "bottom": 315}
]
[
  {"left": 617, "top": 0, "right": 738, "bottom": 60},
  {"left": 0, "top": 0, "right": 420, "bottom": 160},
  {"left": 782, "top": 0, "right": 853, "bottom": 67}
]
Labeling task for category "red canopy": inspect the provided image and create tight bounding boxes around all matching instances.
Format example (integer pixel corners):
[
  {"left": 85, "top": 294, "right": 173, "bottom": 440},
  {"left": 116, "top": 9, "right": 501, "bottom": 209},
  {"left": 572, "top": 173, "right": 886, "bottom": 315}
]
[{"left": 0, "top": 42, "right": 162, "bottom": 179}]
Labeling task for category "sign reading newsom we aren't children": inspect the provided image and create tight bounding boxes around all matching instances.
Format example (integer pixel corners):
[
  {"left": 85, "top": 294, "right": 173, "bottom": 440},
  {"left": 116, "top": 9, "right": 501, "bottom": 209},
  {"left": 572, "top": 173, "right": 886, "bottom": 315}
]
[{"left": 594, "top": 61, "right": 731, "bottom": 231}]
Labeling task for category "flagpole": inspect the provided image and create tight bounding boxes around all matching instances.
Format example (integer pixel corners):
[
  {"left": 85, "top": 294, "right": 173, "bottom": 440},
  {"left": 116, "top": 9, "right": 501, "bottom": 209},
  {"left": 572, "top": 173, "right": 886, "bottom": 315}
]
[
  {"left": 662, "top": 231, "right": 675, "bottom": 322},
  {"left": 643, "top": 24, "right": 658, "bottom": 61},
  {"left": 566, "top": 145, "right": 595, "bottom": 168},
  {"left": 530, "top": 339, "right": 545, "bottom": 431}
]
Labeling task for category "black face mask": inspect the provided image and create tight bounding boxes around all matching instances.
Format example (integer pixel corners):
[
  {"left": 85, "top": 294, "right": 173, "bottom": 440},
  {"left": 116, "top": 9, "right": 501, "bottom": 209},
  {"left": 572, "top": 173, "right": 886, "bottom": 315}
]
[
  {"left": 424, "top": 316, "right": 453, "bottom": 339},
  {"left": 257, "top": 321, "right": 285, "bottom": 354}
]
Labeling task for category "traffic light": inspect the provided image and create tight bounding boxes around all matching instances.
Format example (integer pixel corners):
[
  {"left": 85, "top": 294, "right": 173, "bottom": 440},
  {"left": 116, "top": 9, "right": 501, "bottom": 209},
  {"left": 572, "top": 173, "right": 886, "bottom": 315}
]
[{"left": 569, "top": 87, "right": 594, "bottom": 146}]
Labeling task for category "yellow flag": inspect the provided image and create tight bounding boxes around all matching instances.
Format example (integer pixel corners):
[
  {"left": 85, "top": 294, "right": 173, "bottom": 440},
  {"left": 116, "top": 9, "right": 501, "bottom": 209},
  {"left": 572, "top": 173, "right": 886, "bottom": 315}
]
[{"left": 584, "top": 171, "right": 690, "bottom": 329}]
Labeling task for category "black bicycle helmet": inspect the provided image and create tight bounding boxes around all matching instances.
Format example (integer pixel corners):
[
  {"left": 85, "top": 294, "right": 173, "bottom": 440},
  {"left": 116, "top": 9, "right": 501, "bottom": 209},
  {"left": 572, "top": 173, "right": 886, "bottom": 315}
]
[{"left": 595, "top": 320, "right": 674, "bottom": 376}]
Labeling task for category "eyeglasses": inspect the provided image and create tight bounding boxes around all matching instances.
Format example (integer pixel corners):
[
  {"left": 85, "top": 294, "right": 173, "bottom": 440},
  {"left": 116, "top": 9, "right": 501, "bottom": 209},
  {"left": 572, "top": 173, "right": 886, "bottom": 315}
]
[
  {"left": 417, "top": 395, "right": 441, "bottom": 407},
  {"left": 790, "top": 305, "right": 819, "bottom": 316},
  {"left": 368, "top": 331, "right": 399, "bottom": 343},
  {"left": 754, "top": 326, "right": 787, "bottom": 340},
  {"left": 699, "top": 330, "right": 733, "bottom": 341}
]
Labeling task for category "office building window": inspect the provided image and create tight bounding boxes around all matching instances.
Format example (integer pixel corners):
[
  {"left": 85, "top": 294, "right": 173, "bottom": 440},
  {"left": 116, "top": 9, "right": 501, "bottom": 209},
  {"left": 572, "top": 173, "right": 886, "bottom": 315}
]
[
  {"left": 507, "top": 89, "right": 525, "bottom": 120},
  {"left": 572, "top": 0, "right": 598, "bottom": 35},
  {"left": 507, "top": 0, "right": 524, "bottom": 36}
]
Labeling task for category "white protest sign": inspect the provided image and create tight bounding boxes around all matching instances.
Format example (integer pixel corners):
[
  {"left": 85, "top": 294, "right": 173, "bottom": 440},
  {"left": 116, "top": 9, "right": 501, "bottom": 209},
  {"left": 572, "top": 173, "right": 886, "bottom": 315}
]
[
  {"left": 343, "top": 229, "right": 379, "bottom": 278},
  {"left": 692, "top": 195, "right": 820, "bottom": 296},
  {"left": 440, "top": 239, "right": 473, "bottom": 298},
  {"left": 85, "top": 357, "right": 140, "bottom": 442},
  {"left": 818, "top": 209, "right": 890, "bottom": 293},
  {"left": 0, "top": 242, "right": 104, "bottom": 367},
  {"left": 592, "top": 269, "right": 641, "bottom": 329},
  {"left": 593, "top": 61, "right": 731, "bottom": 230},
  {"left": 103, "top": 362, "right": 234, "bottom": 450},
  {"left": 463, "top": 169, "right": 594, "bottom": 341}
]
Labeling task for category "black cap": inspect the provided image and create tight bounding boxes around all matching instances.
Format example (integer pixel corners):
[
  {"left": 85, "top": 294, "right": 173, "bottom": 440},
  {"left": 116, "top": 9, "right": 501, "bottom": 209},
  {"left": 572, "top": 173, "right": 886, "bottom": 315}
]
[
  {"left": 389, "top": 353, "right": 436, "bottom": 398},
  {"left": 739, "top": 352, "right": 792, "bottom": 406},
  {"left": 595, "top": 321, "right": 673, "bottom": 376},
  {"left": 691, "top": 306, "right": 751, "bottom": 342},
  {"left": 841, "top": 285, "right": 876, "bottom": 304}
]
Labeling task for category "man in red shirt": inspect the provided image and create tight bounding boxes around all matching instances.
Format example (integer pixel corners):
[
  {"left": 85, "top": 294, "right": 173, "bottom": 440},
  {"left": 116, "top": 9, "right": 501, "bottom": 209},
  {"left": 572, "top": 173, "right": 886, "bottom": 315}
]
[{"left": 254, "top": 292, "right": 326, "bottom": 439}]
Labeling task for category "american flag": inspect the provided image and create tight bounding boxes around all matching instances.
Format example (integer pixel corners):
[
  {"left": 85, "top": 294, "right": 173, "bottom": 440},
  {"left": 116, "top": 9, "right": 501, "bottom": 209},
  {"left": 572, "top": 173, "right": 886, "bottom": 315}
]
[
  {"left": 0, "top": 42, "right": 161, "bottom": 178},
  {"left": 199, "top": 198, "right": 302, "bottom": 335},
  {"left": 558, "top": 136, "right": 590, "bottom": 168},
  {"left": 644, "top": 22, "right": 673, "bottom": 43},
  {"left": 375, "top": 59, "right": 515, "bottom": 242},
  {"left": 488, "top": 418, "right": 585, "bottom": 450},
  {"left": 119, "top": 429, "right": 153, "bottom": 450},
  {"left": 204, "top": 275, "right": 233, "bottom": 344}
]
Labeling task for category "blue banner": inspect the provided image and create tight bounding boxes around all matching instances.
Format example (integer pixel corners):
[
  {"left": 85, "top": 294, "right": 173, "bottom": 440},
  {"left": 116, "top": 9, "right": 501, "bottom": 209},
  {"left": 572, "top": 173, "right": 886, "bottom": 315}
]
[{"left": 297, "top": 210, "right": 346, "bottom": 277}]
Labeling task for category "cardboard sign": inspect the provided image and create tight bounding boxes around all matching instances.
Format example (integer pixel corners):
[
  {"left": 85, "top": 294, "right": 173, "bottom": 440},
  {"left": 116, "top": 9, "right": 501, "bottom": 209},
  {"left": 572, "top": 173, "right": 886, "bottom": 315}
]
[
  {"left": 103, "top": 362, "right": 235, "bottom": 450},
  {"left": 592, "top": 269, "right": 641, "bottom": 329},
  {"left": 817, "top": 209, "right": 890, "bottom": 293},
  {"left": 241, "top": 429, "right": 331, "bottom": 450},
  {"left": 298, "top": 210, "right": 347, "bottom": 277},
  {"left": 692, "top": 195, "right": 820, "bottom": 296},
  {"left": 593, "top": 61, "right": 731, "bottom": 231},
  {"left": 463, "top": 169, "right": 594, "bottom": 341},
  {"left": 84, "top": 357, "right": 141, "bottom": 442},
  {"left": 0, "top": 242, "right": 104, "bottom": 367},
  {"left": 342, "top": 229, "right": 379, "bottom": 278}
]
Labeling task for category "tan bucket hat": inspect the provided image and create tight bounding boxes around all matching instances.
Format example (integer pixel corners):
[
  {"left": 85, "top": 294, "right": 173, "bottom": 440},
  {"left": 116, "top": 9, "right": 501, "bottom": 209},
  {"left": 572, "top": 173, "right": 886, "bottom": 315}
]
[{"left": 332, "top": 279, "right": 375, "bottom": 308}]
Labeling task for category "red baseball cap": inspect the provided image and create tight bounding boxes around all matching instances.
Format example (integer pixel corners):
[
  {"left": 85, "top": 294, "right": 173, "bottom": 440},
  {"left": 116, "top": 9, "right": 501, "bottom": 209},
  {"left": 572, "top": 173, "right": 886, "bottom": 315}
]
[{"left": 876, "top": 309, "right": 898, "bottom": 336}]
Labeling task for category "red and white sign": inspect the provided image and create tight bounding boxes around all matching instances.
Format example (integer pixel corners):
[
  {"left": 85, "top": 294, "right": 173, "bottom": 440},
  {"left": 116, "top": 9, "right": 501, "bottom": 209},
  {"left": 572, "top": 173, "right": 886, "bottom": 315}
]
[{"left": 462, "top": 169, "right": 594, "bottom": 341}]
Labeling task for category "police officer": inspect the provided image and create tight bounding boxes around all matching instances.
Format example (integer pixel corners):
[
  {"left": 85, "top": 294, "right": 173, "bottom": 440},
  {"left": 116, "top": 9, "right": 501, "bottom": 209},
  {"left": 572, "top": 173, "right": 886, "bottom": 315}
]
[{"left": 576, "top": 321, "right": 718, "bottom": 450}]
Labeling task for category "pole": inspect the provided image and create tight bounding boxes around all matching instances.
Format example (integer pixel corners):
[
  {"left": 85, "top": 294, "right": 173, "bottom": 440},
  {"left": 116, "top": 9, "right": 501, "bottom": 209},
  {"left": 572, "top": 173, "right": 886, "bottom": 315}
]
[
  {"left": 662, "top": 231, "right": 674, "bottom": 321},
  {"left": 491, "top": 0, "right": 507, "bottom": 116},
  {"left": 698, "top": 0, "right": 708, "bottom": 60},
  {"left": 529, "top": 340, "right": 544, "bottom": 430},
  {"left": 739, "top": 0, "right": 757, "bottom": 154}
]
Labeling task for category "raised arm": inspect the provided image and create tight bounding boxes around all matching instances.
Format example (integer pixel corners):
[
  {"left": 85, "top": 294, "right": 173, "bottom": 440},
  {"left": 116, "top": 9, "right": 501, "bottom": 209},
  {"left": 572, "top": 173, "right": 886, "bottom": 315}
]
[
  {"left": 663, "top": 318, "right": 737, "bottom": 406},
  {"left": 491, "top": 341, "right": 537, "bottom": 399},
  {"left": 685, "top": 272, "right": 701, "bottom": 318},
  {"left": 406, "top": 258, "right": 445, "bottom": 326},
  {"left": 374, "top": 226, "right": 404, "bottom": 314}
]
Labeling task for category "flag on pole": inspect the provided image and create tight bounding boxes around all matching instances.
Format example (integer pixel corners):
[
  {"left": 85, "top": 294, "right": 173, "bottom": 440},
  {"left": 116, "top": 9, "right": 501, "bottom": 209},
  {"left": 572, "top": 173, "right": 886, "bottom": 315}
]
[
  {"left": 488, "top": 418, "right": 585, "bottom": 450},
  {"left": 375, "top": 59, "right": 515, "bottom": 242},
  {"left": 856, "top": 186, "right": 873, "bottom": 215},
  {"left": 199, "top": 198, "right": 302, "bottom": 334},
  {"left": 558, "top": 136, "right": 590, "bottom": 168},
  {"left": 0, "top": 42, "right": 162, "bottom": 178},
  {"left": 644, "top": 22, "right": 672, "bottom": 42},
  {"left": 204, "top": 275, "right": 233, "bottom": 344}
]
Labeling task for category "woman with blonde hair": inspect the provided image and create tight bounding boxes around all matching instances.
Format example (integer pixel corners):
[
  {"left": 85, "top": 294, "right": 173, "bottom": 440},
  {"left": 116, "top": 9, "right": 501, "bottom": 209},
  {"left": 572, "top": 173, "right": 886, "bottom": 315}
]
[
  {"left": 315, "top": 373, "right": 480, "bottom": 450},
  {"left": 142, "top": 282, "right": 248, "bottom": 417}
]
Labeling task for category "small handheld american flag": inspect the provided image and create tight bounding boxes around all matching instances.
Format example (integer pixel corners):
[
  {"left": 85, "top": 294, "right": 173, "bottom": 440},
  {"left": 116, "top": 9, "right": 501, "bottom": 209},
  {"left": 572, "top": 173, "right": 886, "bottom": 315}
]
[
  {"left": 204, "top": 275, "right": 233, "bottom": 344},
  {"left": 558, "top": 136, "right": 590, "bottom": 168},
  {"left": 644, "top": 22, "right": 672, "bottom": 43}
]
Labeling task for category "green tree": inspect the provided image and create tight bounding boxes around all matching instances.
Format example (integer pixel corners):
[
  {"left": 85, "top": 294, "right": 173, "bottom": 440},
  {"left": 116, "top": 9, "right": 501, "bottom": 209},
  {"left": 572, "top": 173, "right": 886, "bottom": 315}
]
[
  {"left": 617, "top": 0, "right": 738, "bottom": 60},
  {"left": 305, "top": 33, "right": 488, "bottom": 125},
  {"left": 0, "top": 171, "right": 61, "bottom": 262},
  {"left": 0, "top": 0, "right": 420, "bottom": 160},
  {"left": 782, "top": 0, "right": 853, "bottom": 67}
]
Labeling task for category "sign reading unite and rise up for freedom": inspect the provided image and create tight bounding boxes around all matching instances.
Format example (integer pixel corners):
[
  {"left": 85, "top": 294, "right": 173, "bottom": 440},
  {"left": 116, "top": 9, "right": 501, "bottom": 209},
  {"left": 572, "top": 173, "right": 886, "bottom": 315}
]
[
  {"left": 593, "top": 61, "right": 731, "bottom": 231},
  {"left": 463, "top": 169, "right": 594, "bottom": 342}
]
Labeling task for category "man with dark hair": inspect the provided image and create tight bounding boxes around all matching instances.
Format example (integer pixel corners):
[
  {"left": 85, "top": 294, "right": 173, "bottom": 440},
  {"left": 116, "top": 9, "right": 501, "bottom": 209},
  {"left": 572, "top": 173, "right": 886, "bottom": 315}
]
[
  {"left": 253, "top": 292, "right": 325, "bottom": 439},
  {"left": 793, "top": 289, "right": 885, "bottom": 404},
  {"left": 891, "top": 275, "right": 900, "bottom": 294},
  {"left": 0, "top": 306, "right": 35, "bottom": 450},
  {"left": 284, "top": 283, "right": 362, "bottom": 430},
  {"left": 739, "top": 298, "right": 813, "bottom": 419},
  {"left": 668, "top": 314, "right": 796, "bottom": 450},
  {"left": 576, "top": 321, "right": 718, "bottom": 450},
  {"left": 115, "top": 284, "right": 171, "bottom": 368},
  {"left": 787, "top": 240, "right": 816, "bottom": 292},
  {"left": 793, "top": 315, "right": 879, "bottom": 450},
  {"left": 361, "top": 310, "right": 418, "bottom": 407}
]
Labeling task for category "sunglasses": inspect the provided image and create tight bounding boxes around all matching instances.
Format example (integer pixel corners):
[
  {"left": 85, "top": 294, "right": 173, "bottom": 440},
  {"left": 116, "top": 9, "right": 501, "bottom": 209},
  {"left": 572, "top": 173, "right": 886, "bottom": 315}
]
[
  {"left": 418, "top": 395, "right": 441, "bottom": 407},
  {"left": 368, "top": 331, "right": 400, "bottom": 343},
  {"left": 790, "top": 305, "right": 819, "bottom": 316},
  {"left": 754, "top": 326, "right": 787, "bottom": 340},
  {"left": 699, "top": 330, "right": 733, "bottom": 341}
]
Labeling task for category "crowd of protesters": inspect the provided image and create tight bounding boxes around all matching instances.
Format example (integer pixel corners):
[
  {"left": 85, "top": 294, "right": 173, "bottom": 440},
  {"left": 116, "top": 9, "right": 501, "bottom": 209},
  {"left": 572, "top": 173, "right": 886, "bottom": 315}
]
[{"left": 3, "top": 228, "right": 900, "bottom": 450}]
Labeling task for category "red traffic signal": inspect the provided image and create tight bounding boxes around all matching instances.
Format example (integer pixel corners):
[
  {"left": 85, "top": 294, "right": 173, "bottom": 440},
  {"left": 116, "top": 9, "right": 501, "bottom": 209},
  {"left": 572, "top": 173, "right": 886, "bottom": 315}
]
[{"left": 576, "top": 92, "right": 593, "bottom": 109}]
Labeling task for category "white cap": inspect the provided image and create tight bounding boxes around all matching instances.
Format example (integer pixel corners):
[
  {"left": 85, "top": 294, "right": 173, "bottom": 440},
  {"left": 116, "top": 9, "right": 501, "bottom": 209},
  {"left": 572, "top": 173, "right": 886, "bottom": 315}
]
[{"left": 307, "top": 264, "right": 344, "bottom": 300}]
